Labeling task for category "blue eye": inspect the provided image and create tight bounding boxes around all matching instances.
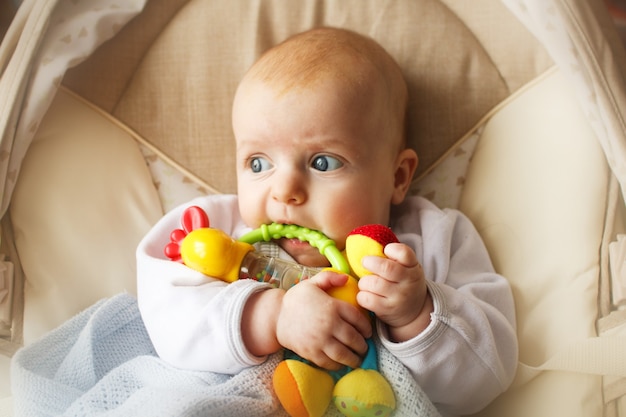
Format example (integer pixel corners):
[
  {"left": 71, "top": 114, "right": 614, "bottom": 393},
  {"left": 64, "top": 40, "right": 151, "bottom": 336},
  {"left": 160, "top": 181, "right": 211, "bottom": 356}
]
[
  {"left": 311, "top": 155, "right": 343, "bottom": 172},
  {"left": 250, "top": 157, "right": 272, "bottom": 173}
]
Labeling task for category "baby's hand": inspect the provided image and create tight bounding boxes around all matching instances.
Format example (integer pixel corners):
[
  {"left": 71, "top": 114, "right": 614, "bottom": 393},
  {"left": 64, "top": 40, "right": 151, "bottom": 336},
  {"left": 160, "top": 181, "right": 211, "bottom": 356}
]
[
  {"left": 356, "top": 242, "right": 433, "bottom": 342},
  {"left": 275, "top": 270, "right": 372, "bottom": 370}
]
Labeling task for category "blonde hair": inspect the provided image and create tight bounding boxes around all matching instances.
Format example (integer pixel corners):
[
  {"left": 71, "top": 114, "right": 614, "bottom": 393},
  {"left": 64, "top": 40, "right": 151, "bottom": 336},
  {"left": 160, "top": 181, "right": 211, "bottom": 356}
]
[{"left": 242, "top": 27, "right": 408, "bottom": 147}]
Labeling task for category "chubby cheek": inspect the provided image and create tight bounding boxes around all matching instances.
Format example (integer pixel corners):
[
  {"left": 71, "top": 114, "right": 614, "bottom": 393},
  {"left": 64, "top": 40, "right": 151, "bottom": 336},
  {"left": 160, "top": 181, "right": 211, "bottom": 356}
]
[
  {"left": 237, "top": 183, "right": 267, "bottom": 228},
  {"left": 323, "top": 195, "right": 390, "bottom": 249}
]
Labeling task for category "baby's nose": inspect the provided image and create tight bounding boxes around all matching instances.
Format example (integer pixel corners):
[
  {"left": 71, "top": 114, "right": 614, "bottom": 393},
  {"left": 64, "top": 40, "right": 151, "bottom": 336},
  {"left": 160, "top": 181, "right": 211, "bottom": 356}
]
[{"left": 271, "top": 171, "right": 306, "bottom": 204}]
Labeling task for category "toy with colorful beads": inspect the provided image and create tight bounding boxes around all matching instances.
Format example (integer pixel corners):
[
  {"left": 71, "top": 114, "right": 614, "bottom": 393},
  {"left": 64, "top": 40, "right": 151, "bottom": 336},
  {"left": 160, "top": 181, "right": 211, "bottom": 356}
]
[{"left": 164, "top": 206, "right": 397, "bottom": 417}]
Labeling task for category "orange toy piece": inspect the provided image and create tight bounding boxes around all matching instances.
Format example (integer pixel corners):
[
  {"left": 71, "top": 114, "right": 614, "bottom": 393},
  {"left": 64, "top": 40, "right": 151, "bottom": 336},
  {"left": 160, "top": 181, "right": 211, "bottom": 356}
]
[{"left": 273, "top": 360, "right": 335, "bottom": 417}]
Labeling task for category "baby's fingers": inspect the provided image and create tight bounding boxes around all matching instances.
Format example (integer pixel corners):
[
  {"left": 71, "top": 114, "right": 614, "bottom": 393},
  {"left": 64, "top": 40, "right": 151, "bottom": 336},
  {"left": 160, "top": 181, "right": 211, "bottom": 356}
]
[
  {"left": 312, "top": 307, "right": 370, "bottom": 369},
  {"left": 324, "top": 338, "right": 363, "bottom": 370},
  {"left": 308, "top": 341, "right": 359, "bottom": 371},
  {"left": 297, "top": 320, "right": 366, "bottom": 370},
  {"left": 383, "top": 242, "right": 419, "bottom": 267}
]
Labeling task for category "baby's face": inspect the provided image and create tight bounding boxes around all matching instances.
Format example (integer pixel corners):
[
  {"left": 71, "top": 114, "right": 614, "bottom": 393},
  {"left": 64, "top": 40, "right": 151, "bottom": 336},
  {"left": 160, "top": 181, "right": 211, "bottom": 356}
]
[{"left": 233, "top": 78, "right": 408, "bottom": 267}]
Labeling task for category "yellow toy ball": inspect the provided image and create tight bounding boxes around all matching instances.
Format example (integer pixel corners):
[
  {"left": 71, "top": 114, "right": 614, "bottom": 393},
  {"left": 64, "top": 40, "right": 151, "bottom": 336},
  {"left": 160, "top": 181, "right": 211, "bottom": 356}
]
[{"left": 333, "top": 368, "right": 396, "bottom": 417}]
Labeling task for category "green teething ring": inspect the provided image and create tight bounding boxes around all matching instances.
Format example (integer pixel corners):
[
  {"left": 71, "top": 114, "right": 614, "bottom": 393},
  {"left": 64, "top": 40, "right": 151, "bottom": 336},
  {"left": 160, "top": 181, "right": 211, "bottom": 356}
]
[{"left": 238, "top": 223, "right": 351, "bottom": 274}]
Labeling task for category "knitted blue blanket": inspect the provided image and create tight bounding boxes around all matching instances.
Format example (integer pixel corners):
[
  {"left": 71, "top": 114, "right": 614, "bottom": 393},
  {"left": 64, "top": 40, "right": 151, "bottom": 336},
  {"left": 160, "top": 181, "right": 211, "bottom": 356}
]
[{"left": 11, "top": 294, "right": 439, "bottom": 417}]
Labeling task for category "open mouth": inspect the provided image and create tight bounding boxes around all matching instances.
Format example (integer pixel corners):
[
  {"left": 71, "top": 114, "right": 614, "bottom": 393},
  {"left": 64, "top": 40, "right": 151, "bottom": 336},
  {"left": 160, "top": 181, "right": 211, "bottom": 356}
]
[
  {"left": 275, "top": 237, "right": 313, "bottom": 252},
  {"left": 275, "top": 237, "right": 331, "bottom": 267}
]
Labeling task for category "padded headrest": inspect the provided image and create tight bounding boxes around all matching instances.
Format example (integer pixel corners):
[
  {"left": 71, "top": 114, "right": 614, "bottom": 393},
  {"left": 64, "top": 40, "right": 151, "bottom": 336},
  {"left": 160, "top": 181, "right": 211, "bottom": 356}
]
[{"left": 64, "top": 0, "right": 553, "bottom": 194}]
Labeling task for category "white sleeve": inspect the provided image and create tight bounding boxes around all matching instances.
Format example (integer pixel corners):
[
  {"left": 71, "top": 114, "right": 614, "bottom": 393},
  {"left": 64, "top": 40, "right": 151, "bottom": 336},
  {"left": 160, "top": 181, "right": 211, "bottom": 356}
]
[
  {"left": 136, "top": 195, "right": 271, "bottom": 373},
  {"left": 381, "top": 197, "right": 518, "bottom": 416}
]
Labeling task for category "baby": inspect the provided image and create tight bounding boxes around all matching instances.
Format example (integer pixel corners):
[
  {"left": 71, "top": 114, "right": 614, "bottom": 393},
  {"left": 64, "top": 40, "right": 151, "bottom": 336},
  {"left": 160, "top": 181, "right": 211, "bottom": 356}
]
[{"left": 137, "top": 27, "right": 517, "bottom": 416}]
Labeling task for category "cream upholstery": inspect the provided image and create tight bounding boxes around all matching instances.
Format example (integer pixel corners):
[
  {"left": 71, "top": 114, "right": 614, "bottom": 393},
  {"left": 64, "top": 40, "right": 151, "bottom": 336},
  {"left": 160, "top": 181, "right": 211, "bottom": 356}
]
[
  {"left": 10, "top": 89, "right": 162, "bottom": 344},
  {"left": 461, "top": 69, "right": 609, "bottom": 416}
]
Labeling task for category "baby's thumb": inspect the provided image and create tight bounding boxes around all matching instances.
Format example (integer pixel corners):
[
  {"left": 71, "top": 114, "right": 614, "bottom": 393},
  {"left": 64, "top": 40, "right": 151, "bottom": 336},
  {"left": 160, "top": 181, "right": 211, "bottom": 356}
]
[{"left": 311, "top": 268, "right": 350, "bottom": 291}]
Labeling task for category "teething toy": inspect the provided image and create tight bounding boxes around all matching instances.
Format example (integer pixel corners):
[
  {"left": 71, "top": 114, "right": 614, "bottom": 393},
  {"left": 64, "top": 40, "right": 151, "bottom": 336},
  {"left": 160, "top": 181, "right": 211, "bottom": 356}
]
[
  {"left": 164, "top": 206, "right": 396, "bottom": 417},
  {"left": 165, "top": 206, "right": 346, "bottom": 288}
]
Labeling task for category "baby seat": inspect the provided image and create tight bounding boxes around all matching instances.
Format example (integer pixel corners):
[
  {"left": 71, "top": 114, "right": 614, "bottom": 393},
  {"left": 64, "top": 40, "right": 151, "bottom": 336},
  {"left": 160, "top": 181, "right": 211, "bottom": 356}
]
[{"left": 1, "top": 0, "right": 626, "bottom": 415}]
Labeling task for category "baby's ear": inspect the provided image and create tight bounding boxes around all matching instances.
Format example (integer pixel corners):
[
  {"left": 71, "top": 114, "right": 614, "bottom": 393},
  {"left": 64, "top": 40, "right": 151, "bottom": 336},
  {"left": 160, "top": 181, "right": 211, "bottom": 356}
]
[{"left": 391, "top": 148, "right": 418, "bottom": 204}]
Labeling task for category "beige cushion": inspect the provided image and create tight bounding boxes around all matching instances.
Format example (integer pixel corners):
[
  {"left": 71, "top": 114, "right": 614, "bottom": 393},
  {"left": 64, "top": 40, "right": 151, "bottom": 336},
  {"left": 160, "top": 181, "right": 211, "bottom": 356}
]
[
  {"left": 109, "top": 0, "right": 545, "bottom": 194},
  {"left": 65, "top": 1, "right": 553, "bottom": 194},
  {"left": 461, "top": 69, "right": 609, "bottom": 417},
  {"left": 0, "top": 354, "right": 10, "bottom": 398},
  {"left": 10, "top": 89, "right": 163, "bottom": 344}
]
